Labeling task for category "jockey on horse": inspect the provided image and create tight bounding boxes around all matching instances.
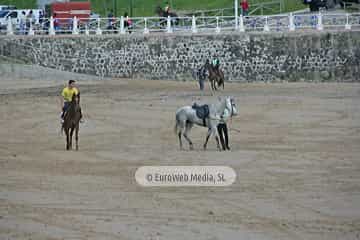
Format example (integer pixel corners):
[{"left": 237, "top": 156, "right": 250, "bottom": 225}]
[
  {"left": 212, "top": 57, "right": 221, "bottom": 76},
  {"left": 60, "top": 80, "right": 83, "bottom": 124}
]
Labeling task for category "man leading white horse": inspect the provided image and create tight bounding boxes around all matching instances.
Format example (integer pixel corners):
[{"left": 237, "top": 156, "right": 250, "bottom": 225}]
[{"left": 174, "top": 96, "right": 237, "bottom": 151}]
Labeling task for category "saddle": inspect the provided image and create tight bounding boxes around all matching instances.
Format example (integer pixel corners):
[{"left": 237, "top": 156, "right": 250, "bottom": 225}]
[{"left": 192, "top": 103, "right": 209, "bottom": 126}]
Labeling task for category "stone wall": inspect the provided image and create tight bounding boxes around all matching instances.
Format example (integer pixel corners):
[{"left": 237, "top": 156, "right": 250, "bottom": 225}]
[{"left": 0, "top": 31, "right": 359, "bottom": 82}]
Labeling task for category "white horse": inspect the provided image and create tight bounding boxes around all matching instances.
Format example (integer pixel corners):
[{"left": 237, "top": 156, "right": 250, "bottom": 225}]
[{"left": 174, "top": 96, "right": 238, "bottom": 151}]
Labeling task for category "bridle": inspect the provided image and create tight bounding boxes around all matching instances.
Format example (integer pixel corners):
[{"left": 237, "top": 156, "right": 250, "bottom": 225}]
[{"left": 227, "top": 98, "right": 236, "bottom": 117}]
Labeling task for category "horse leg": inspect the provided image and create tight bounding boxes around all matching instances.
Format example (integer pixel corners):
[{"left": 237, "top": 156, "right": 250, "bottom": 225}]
[
  {"left": 75, "top": 125, "right": 79, "bottom": 151},
  {"left": 214, "top": 127, "right": 221, "bottom": 151},
  {"left": 176, "top": 121, "right": 185, "bottom": 150},
  {"left": 215, "top": 135, "right": 221, "bottom": 151},
  {"left": 203, "top": 128, "right": 212, "bottom": 150},
  {"left": 65, "top": 128, "right": 70, "bottom": 150},
  {"left": 69, "top": 127, "right": 75, "bottom": 150},
  {"left": 178, "top": 131, "right": 183, "bottom": 150},
  {"left": 183, "top": 123, "right": 194, "bottom": 150},
  {"left": 217, "top": 124, "right": 226, "bottom": 150}
]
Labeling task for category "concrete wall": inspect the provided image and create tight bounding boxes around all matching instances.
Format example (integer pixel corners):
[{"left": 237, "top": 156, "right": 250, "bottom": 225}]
[
  {"left": 0, "top": 62, "right": 103, "bottom": 81},
  {"left": 0, "top": 31, "right": 359, "bottom": 82}
]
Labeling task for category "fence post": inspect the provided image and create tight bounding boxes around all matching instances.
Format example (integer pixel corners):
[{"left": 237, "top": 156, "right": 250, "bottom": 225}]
[
  {"left": 317, "top": 12, "right": 323, "bottom": 31},
  {"left": 345, "top": 13, "right": 351, "bottom": 30},
  {"left": 235, "top": 0, "right": 239, "bottom": 30},
  {"left": 280, "top": 0, "right": 284, "bottom": 13},
  {"left": 120, "top": 16, "right": 125, "bottom": 34},
  {"left": 167, "top": 16, "right": 172, "bottom": 33},
  {"left": 28, "top": 22, "right": 35, "bottom": 35},
  {"left": 96, "top": 17, "right": 102, "bottom": 35},
  {"left": 263, "top": 16, "right": 270, "bottom": 32},
  {"left": 144, "top": 17, "right": 149, "bottom": 34},
  {"left": 216, "top": 16, "right": 220, "bottom": 33},
  {"left": 49, "top": 16, "right": 55, "bottom": 35},
  {"left": 72, "top": 16, "right": 79, "bottom": 35},
  {"left": 289, "top": 13, "right": 295, "bottom": 31},
  {"left": 6, "top": 17, "right": 13, "bottom": 35},
  {"left": 85, "top": 24, "right": 89, "bottom": 35},
  {"left": 239, "top": 14, "right": 245, "bottom": 32},
  {"left": 191, "top": 16, "right": 197, "bottom": 33}
]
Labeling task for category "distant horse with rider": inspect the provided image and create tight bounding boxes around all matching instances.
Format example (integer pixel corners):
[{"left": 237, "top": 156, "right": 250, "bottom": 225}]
[
  {"left": 155, "top": 5, "right": 179, "bottom": 27},
  {"left": 197, "top": 59, "right": 225, "bottom": 91}
]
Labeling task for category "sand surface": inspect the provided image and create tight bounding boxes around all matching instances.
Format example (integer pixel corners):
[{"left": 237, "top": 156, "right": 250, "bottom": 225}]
[{"left": 0, "top": 78, "right": 359, "bottom": 240}]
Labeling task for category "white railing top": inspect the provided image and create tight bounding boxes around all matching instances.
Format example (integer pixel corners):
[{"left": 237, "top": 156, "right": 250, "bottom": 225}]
[{"left": 1, "top": 12, "right": 359, "bottom": 36}]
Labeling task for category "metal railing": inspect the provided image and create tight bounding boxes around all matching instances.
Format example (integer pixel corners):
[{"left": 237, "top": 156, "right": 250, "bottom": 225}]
[
  {"left": 249, "top": 0, "right": 284, "bottom": 15},
  {"left": 1, "top": 12, "right": 360, "bottom": 36}
]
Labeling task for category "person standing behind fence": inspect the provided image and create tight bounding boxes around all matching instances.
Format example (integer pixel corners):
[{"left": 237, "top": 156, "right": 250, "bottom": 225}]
[
  {"left": 124, "top": 12, "right": 132, "bottom": 33},
  {"left": 241, "top": 0, "right": 249, "bottom": 16},
  {"left": 68, "top": 17, "right": 73, "bottom": 31},
  {"left": 19, "top": 11, "right": 26, "bottom": 35},
  {"left": 164, "top": 1, "right": 170, "bottom": 15},
  {"left": 39, "top": 10, "right": 44, "bottom": 25},
  {"left": 26, "top": 10, "right": 34, "bottom": 34},
  {"left": 53, "top": 13, "right": 60, "bottom": 32},
  {"left": 107, "top": 10, "right": 116, "bottom": 30}
]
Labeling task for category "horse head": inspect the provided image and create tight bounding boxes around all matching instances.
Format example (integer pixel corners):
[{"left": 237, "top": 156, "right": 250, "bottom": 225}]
[
  {"left": 70, "top": 93, "right": 80, "bottom": 108},
  {"left": 226, "top": 97, "right": 238, "bottom": 117},
  {"left": 218, "top": 97, "right": 237, "bottom": 117}
]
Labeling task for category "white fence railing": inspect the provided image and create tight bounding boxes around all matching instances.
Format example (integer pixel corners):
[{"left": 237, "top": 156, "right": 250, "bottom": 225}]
[{"left": 1, "top": 12, "right": 360, "bottom": 36}]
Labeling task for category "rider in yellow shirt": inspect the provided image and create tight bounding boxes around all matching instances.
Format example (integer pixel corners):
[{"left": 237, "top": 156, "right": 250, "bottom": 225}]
[{"left": 60, "top": 80, "right": 82, "bottom": 123}]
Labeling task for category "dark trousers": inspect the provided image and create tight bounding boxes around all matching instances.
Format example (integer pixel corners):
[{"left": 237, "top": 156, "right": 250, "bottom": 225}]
[
  {"left": 217, "top": 123, "right": 230, "bottom": 150},
  {"left": 61, "top": 102, "right": 82, "bottom": 119},
  {"left": 61, "top": 102, "right": 71, "bottom": 119},
  {"left": 199, "top": 78, "right": 205, "bottom": 90}
]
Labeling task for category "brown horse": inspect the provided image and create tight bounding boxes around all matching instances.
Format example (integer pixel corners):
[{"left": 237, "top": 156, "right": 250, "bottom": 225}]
[
  {"left": 204, "top": 61, "right": 225, "bottom": 91},
  {"left": 61, "top": 93, "right": 81, "bottom": 150}
]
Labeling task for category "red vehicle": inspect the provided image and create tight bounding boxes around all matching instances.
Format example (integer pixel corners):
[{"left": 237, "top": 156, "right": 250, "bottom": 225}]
[{"left": 51, "top": 1, "right": 91, "bottom": 26}]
